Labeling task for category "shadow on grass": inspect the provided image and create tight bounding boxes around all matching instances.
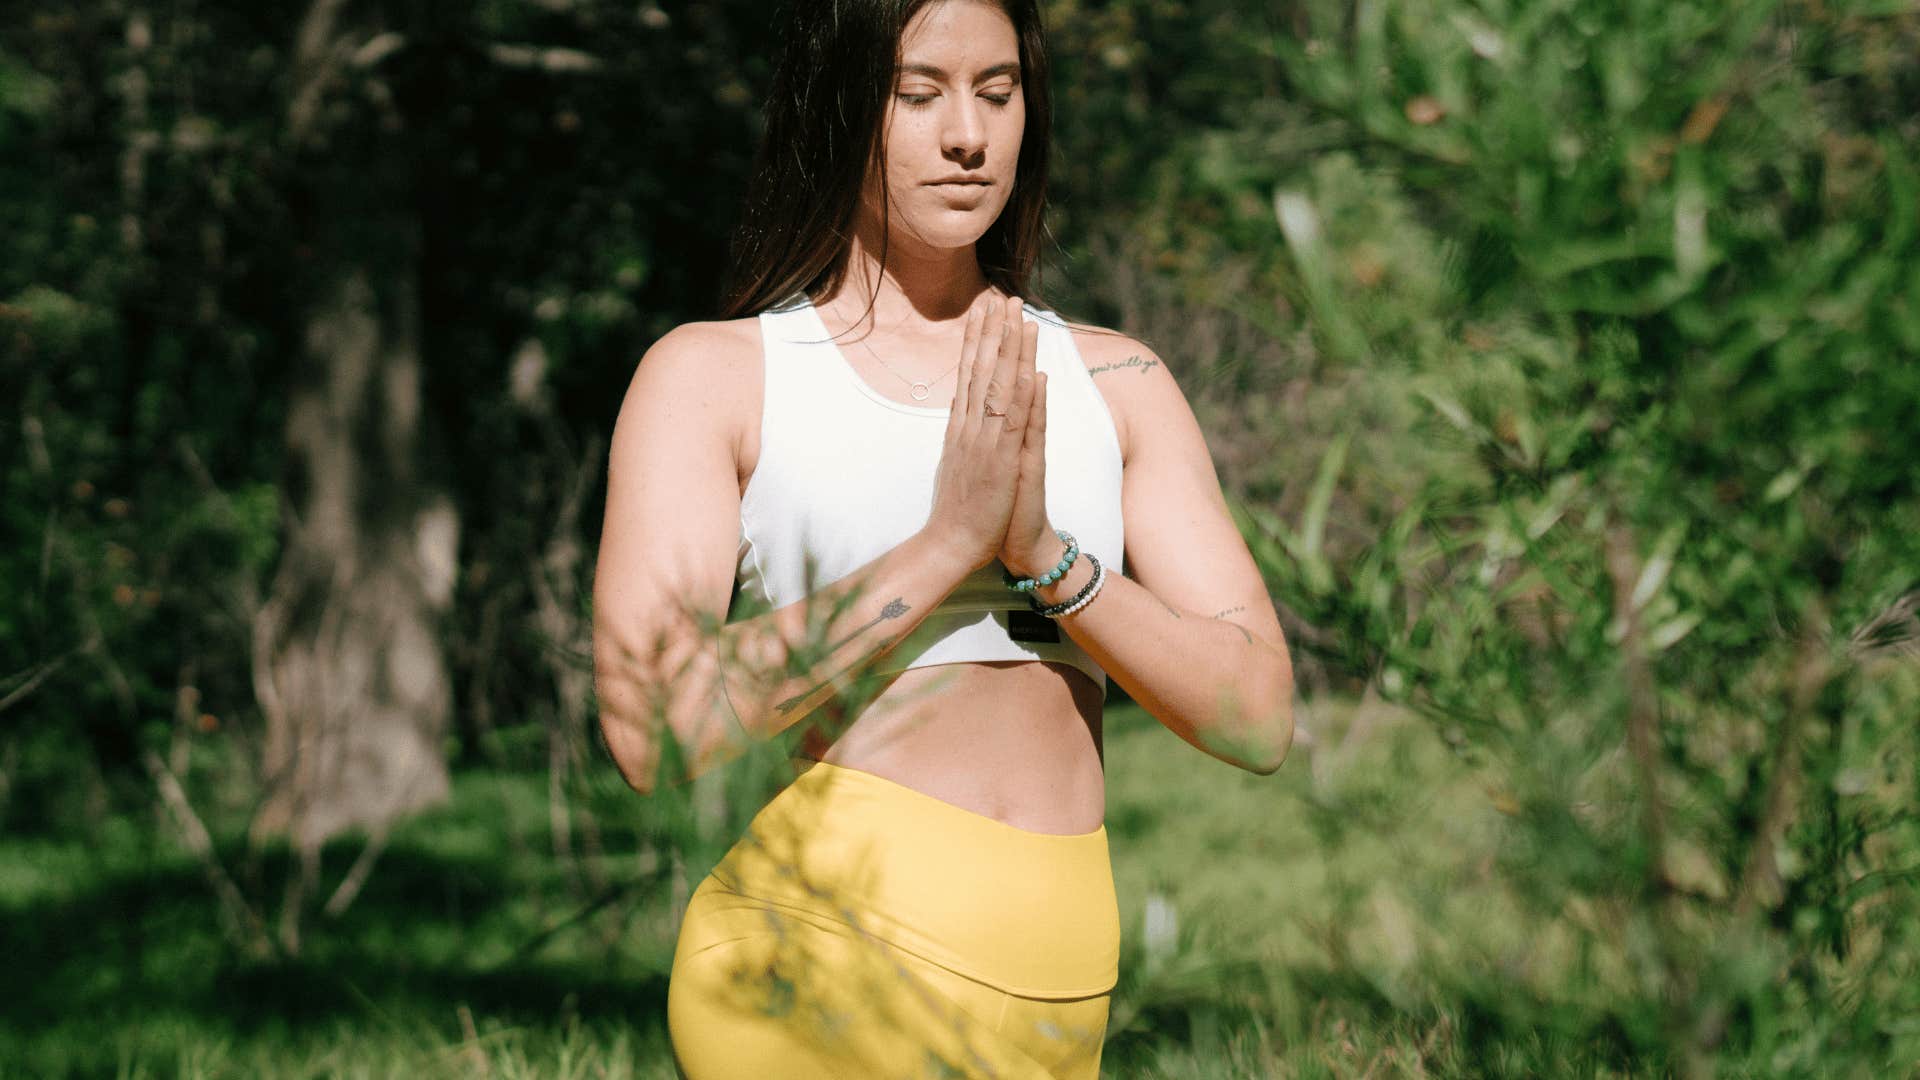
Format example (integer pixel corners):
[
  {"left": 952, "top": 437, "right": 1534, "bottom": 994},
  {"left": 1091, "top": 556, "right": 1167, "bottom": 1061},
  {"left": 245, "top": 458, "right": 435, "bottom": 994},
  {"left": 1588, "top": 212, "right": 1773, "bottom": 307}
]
[{"left": 0, "top": 838, "right": 672, "bottom": 1039}]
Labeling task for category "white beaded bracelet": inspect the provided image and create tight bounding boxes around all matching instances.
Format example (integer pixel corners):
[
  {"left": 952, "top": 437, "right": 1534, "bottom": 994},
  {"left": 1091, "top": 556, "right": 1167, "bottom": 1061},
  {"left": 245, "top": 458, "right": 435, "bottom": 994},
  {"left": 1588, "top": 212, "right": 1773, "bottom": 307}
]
[{"left": 1033, "top": 550, "right": 1107, "bottom": 618}]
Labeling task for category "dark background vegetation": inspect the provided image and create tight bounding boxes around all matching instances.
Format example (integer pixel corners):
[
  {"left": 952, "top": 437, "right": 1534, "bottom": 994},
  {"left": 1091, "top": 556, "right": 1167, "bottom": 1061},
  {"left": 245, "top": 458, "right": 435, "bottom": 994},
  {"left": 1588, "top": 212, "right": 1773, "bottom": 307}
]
[{"left": 4, "top": 1, "right": 1918, "bottom": 1076}]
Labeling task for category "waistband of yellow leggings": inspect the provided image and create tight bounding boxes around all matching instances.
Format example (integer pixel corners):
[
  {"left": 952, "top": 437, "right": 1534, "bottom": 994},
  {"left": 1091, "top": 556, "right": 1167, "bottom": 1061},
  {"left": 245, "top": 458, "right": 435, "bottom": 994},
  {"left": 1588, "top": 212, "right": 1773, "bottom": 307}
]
[{"left": 705, "top": 759, "right": 1120, "bottom": 999}]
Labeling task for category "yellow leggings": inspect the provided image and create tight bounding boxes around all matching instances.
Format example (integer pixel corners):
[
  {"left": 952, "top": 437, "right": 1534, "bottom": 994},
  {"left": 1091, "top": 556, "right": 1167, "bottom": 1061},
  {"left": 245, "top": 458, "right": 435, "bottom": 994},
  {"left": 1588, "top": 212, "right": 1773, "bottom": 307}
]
[{"left": 667, "top": 759, "right": 1120, "bottom": 1079}]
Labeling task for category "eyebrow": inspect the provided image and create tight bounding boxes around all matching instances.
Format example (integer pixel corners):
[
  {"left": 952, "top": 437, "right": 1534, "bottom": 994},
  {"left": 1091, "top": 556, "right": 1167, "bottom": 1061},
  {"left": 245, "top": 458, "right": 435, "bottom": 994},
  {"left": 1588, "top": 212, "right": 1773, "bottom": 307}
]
[{"left": 898, "top": 62, "right": 1021, "bottom": 81}]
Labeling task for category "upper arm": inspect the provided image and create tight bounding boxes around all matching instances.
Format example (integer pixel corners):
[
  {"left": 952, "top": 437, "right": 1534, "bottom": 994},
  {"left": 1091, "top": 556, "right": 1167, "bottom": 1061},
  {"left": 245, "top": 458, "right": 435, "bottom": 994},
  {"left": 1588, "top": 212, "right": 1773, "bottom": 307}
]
[
  {"left": 1072, "top": 328, "right": 1286, "bottom": 652},
  {"left": 592, "top": 321, "right": 756, "bottom": 769}
]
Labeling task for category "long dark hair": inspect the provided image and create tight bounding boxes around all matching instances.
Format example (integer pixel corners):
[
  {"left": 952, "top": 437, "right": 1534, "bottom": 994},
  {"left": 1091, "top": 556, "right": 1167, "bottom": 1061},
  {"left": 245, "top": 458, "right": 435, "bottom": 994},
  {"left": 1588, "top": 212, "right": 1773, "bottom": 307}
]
[{"left": 719, "top": 0, "right": 1053, "bottom": 319}]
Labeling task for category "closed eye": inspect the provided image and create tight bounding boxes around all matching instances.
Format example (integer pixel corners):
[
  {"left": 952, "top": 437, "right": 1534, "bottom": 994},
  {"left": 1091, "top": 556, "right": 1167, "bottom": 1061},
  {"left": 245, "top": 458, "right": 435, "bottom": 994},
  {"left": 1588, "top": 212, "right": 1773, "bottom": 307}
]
[{"left": 894, "top": 90, "right": 1017, "bottom": 108}]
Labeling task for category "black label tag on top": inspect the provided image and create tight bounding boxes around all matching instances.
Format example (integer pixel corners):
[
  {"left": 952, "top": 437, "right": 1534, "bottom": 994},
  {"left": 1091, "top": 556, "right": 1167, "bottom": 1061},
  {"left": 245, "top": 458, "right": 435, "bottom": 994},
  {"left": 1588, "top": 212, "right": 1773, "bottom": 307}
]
[{"left": 1006, "top": 608, "right": 1061, "bottom": 644}]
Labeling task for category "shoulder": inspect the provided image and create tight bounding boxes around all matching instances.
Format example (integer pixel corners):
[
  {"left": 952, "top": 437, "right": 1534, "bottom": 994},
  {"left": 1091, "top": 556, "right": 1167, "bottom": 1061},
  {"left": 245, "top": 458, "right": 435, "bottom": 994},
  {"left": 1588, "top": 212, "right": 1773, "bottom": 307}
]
[
  {"left": 638, "top": 316, "right": 763, "bottom": 372},
  {"left": 615, "top": 315, "right": 764, "bottom": 462},
  {"left": 1054, "top": 318, "right": 1179, "bottom": 466}
]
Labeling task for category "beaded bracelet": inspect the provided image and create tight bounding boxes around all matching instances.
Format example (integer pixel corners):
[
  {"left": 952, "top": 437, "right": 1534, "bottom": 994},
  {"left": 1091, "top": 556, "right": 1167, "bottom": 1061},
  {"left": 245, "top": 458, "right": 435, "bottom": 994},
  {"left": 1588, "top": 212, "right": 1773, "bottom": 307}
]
[
  {"left": 1032, "top": 551, "right": 1106, "bottom": 618},
  {"left": 1001, "top": 529, "right": 1078, "bottom": 593}
]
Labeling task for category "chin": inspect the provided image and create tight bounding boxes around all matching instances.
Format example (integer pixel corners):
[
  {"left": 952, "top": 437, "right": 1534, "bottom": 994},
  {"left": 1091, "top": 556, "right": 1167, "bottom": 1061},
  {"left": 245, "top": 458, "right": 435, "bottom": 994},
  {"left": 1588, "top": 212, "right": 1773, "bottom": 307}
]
[
  {"left": 906, "top": 222, "right": 992, "bottom": 250},
  {"left": 896, "top": 203, "right": 1012, "bottom": 251}
]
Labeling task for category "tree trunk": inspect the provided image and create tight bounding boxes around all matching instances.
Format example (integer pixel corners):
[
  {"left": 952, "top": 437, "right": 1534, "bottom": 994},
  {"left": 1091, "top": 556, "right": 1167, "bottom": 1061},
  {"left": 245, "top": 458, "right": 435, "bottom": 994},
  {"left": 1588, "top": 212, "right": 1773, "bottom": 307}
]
[{"left": 252, "top": 266, "right": 457, "bottom": 851}]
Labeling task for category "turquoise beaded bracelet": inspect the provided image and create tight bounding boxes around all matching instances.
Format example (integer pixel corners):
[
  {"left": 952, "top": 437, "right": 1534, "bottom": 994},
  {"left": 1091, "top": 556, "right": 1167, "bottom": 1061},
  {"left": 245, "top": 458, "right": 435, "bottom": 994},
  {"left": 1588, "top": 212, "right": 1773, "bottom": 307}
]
[{"left": 1001, "top": 529, "right": 1078, "bottom": 592}]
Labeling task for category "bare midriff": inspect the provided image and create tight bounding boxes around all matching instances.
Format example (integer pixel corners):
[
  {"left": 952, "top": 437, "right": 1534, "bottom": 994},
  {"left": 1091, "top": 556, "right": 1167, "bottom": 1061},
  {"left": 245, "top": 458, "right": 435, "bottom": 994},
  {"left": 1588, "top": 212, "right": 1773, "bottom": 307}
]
[{"left": 794, "top": 660, "right": 1107, "bottom": 836}]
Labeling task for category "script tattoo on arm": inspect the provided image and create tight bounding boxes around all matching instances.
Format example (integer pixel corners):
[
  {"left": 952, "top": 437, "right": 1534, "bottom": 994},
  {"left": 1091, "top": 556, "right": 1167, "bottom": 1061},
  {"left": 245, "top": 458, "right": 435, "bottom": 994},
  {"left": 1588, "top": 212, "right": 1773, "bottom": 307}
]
[
  {"left": 774, "top": 598, "right": 911, "bottom": 714},
  {"left": 1211, "top": 605, "right": 1254, "bottom": 644},
  {"left": 1085, "top": 353, "right": 1160, "bottom": 378}
]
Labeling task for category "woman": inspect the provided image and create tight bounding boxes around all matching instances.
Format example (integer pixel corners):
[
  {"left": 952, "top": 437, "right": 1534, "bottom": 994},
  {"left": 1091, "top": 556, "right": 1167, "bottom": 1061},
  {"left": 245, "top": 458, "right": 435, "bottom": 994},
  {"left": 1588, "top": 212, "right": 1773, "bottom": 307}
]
[{"left": 592, "top": 0, "right": 1295, "bottom": 1075}]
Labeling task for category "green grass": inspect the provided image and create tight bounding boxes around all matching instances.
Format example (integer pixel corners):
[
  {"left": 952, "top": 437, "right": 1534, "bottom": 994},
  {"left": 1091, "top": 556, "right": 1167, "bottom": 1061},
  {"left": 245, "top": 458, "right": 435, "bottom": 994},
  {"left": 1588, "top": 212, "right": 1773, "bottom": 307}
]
[{"left": 0, "top": 699, "right": 1649, "bottom": 1078}]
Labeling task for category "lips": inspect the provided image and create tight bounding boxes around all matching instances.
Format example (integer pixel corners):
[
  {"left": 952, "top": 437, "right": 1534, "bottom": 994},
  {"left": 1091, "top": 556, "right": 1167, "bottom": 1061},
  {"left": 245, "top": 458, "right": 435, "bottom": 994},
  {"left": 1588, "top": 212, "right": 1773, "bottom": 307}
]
[{"left": 929, "top": 181, "right": 990, "bottom": 202}]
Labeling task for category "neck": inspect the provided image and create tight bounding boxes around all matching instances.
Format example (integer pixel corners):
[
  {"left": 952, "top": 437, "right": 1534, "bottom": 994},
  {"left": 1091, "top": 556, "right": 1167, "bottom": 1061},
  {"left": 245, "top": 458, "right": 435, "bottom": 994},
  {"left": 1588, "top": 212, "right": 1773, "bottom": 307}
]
[{"left": 819, "top": 211, "right": 995, "bottom": 333}]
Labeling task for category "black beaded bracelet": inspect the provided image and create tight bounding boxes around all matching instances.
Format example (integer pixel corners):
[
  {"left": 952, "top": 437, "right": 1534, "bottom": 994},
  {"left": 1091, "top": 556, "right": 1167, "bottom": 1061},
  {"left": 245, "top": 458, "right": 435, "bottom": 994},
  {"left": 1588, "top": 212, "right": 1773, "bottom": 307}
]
[{"left": 1030, "top": 551, "right": 1105, "bottom": 618}]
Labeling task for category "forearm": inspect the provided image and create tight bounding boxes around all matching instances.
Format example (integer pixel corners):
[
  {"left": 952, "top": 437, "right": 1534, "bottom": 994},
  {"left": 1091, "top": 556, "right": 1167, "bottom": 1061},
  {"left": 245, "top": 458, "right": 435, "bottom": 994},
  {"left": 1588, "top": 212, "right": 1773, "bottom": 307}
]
[
  {"left": 597, "top": 528, "right": 973, "bottom": 790},
  {"left": 1026, "top": 555, "right": 1295, "bottom": 772},
  {"left": 720, "top": 528, "right": 973, "bottom": 739}
]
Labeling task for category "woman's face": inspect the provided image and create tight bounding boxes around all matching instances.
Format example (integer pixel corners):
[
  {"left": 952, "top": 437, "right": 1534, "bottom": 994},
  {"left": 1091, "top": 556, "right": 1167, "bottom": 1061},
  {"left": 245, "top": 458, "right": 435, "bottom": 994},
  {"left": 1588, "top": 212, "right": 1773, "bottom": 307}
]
[{"left": 864, "top": 0, "right": 1025, "bottom": 252}]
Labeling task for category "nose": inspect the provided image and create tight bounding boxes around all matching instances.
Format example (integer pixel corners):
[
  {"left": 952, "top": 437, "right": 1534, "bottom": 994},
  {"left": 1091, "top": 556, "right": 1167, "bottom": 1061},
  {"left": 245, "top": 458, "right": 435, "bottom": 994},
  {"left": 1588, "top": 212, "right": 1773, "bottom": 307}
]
[{"left": 941, "top": 97, "right": 987, "bottom": 169}]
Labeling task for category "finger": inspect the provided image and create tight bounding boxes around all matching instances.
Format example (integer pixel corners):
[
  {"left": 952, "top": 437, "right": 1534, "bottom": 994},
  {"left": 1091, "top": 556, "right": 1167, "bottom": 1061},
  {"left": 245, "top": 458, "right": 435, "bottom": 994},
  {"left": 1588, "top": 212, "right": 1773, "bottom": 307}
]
[
  {"left": 1026, "top": 373, "right": 1049, "bottom": 500},
  {"left": 987, "top": 296, "right": 1023, "bottom": 425},
  {"left": 948, "top": 301, "right": 982, "bottom": 440},
  {"left": 967, "top": 296, "right": 1004, "bottom": 439},
  {"left": 960, "top": 296, "right": 995, "bottom": 441},
  {"left": 1020, "top": 317, "right": 1039, "bottom": 393},
  {"left": 1024, "top": 370, "right": 1048, "bottom": 461},
  {"left": 1006, "top": 357, "right": 1036, "bottom": 449},
  {"left": 1027, "top": 322, "right": 1043, "bottom": 442},
  {"left": 983, "top": 299, "right": 1013, "bottom": 413},
  {"left": 998, "top": 320, "right": 1040, "bottom": 452}
]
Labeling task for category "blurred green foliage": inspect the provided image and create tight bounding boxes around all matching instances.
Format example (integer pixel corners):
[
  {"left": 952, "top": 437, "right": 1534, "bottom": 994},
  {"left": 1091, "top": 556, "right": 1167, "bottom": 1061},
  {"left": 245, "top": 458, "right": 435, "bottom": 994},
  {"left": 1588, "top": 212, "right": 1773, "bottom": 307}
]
[{"left": 1231, "top": 1, "right": 1920, "bottom": 1075}]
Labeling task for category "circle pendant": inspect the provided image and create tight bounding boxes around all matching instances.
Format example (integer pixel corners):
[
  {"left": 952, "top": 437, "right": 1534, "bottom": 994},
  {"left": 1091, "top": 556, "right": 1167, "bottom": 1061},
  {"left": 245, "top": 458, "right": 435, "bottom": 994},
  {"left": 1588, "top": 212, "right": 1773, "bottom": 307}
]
[{"left": 910, "top": 382, "right": 931, "bottom": 401}]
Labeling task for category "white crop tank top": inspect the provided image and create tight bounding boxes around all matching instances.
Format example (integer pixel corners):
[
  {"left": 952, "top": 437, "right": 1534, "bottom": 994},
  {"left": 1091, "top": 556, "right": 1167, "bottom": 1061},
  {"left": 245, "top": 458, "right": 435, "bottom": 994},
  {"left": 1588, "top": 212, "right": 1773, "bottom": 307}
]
[{"left": 731, "top": 294, "right": 1126, "bottom": 697}]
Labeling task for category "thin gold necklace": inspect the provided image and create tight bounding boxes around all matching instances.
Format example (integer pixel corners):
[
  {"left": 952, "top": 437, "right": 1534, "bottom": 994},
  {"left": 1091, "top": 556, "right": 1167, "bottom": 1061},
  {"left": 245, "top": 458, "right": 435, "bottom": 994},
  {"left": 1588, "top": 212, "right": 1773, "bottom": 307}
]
[{"left": 855, "top": 335, "right": 963, "bottom": 402}]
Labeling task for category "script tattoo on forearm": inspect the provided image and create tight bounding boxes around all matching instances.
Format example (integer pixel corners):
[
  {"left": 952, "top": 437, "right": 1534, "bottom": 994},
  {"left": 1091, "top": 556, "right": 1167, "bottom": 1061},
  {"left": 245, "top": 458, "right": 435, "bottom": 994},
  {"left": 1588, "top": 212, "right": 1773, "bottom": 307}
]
[
  {"left": 1085, "top": 353, "right": 1159, "bottom": 378},
  {"left": 775, "top": 599, "right": 910, "bottom": 714},
  {"left": 1211, "top": 606, "right": 1254, "bottom": 644}
]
